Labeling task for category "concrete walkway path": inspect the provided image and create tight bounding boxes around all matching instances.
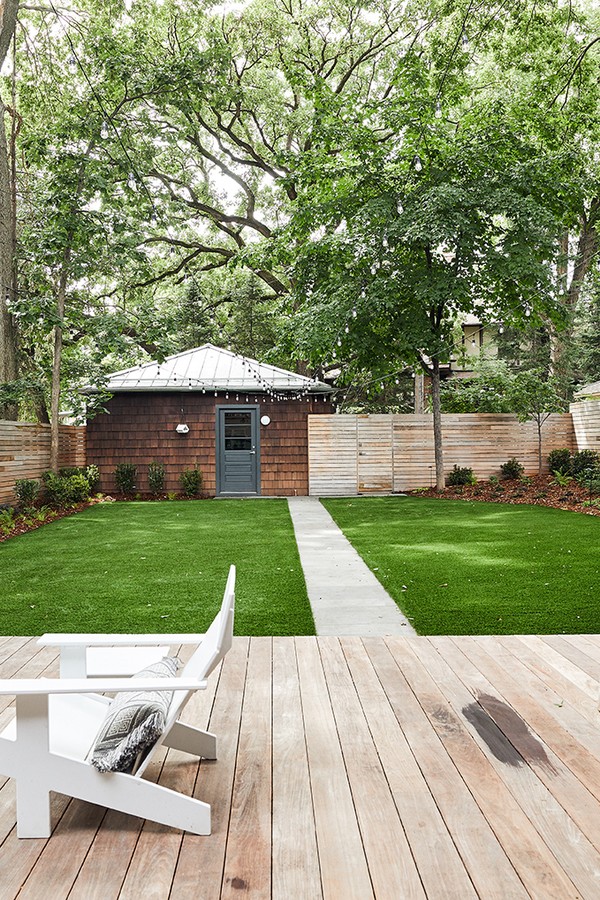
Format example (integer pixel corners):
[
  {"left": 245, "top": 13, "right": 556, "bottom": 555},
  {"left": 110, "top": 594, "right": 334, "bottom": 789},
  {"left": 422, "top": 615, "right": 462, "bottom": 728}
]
[{"left": 288, "top": 496, "right": 416, "bottom": 636}]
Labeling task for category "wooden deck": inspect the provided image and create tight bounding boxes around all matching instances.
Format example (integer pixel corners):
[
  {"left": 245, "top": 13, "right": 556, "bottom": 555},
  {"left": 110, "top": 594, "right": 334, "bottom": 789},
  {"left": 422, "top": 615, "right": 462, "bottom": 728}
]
[{"left": 1, "top": 634, "right": 600, "bottom": 899}]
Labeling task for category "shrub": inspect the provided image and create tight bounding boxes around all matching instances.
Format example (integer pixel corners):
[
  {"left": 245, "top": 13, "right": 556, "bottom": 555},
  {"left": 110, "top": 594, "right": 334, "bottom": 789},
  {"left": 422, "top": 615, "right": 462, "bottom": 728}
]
[
  {"left": 179, "top": 468, "right": 203, "bottom": 497},
  {"left": 114, "top": 463, "right": 137, "bottom": 494},
  {"left": 500, "top": 458, "right": 524, "bottom": 480},
  {"left": 488, "top": 474, "right": 499, "bottom": 486},
  {"left": 85, "top": 464, "right": 101, "bottom": 493},
  {"left": 575, "top": 466, "right": 600, "bottom": 496},
  {"left": 14, "top": 478, "right": 39, "bottom": 508},
  {"left": 59, "top": 466, "right": 82, "bottom": 478},
  {"left": 66, "top": 473, "right": 91, "bottom": 503},
  {"left": 42, "top": 471, "right": 72, "bottom": 507},
  {"left": 42, "top": 471, "right": 90, "bottom": 507},
  {"left": 570, "top": 450, "right": 600, "bottom": 476},
  {"left": 547, "top": 449, "right": 572, "bottom": 476},
  {"left": 148, "top": 461, "right": 166, "bottom": 495},
  {"left": 446, "top": 465, "right": 475, "bottom": 486}
]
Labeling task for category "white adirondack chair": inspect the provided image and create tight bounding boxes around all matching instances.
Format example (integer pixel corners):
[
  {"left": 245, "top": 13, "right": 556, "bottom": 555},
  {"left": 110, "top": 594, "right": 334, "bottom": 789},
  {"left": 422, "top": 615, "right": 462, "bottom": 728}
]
[{"left": 0, "top": 565, "right": 235, "bottom": 838}]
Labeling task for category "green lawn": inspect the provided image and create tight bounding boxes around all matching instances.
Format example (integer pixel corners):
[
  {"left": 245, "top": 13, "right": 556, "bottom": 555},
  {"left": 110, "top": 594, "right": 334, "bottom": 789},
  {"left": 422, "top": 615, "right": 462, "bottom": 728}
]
[
  {"left": 323, "top": 496, "right": 600, "bottom": 635},
  {"left": 0, "top": 500, "right": 314, "bottom": 636}
]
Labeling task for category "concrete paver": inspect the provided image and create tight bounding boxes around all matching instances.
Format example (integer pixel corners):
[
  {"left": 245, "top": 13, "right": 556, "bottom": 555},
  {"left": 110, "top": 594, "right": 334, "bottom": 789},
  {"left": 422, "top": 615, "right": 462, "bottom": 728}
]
[{"left": 288, "top": 496, "right": 416, "bottom": 636}]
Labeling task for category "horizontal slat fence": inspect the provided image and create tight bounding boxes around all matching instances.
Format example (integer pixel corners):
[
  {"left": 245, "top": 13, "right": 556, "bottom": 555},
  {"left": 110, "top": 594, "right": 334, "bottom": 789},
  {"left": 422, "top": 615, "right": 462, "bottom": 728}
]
[
  {"left": 0, "top": 421, "right": 86, "bottom": 505},
  {"left": 570, "top": 400, "right": 600, "bottom": 451},
  {"left": 308, "top": 413, "right": 577, "bottom": 495}
]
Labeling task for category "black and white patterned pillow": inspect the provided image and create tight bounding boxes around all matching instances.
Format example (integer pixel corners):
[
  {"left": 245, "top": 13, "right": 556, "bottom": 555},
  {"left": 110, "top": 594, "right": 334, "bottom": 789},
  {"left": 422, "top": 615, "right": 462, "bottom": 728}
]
[{"left": 90, "top": 656, "right": 180, "bottom": 773}]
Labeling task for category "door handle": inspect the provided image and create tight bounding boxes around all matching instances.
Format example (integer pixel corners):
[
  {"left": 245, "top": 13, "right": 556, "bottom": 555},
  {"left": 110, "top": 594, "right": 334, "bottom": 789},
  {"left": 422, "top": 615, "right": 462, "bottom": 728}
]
[{"left": 249, "top": 450, "right": 256, "bottom": 454}]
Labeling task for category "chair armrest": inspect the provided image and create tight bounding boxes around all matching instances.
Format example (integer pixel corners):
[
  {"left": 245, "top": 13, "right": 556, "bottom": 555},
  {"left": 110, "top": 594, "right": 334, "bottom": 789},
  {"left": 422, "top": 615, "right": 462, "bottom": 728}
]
[
  {"left": 0, "top": 677, "right": 208, "bottom": 695},
  {"left": 38, "top": 633, "right": 205, "bottom": 647}
]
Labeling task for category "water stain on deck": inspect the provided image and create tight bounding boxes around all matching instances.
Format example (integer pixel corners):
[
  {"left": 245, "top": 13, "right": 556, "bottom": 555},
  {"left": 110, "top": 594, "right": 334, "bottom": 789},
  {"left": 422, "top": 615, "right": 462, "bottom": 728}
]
[{"left": 462, "top": 692, "right": 557, "bottom": 774}]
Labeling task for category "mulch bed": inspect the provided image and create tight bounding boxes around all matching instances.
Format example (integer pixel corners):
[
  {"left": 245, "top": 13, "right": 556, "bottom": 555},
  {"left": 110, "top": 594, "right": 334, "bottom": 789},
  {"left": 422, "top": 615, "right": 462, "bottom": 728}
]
[
  {"left": 0, "top": 501, "right": 95, "bottom": 543},
  {"left": 413, "top": 475, "right": 600, "bottom": 516}
]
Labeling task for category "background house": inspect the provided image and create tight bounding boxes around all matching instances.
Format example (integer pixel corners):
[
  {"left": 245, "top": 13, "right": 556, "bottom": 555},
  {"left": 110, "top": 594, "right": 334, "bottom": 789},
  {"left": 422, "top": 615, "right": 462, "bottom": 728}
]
[{"left": 86, "top": 345, "right": 333, "bottom": 497}]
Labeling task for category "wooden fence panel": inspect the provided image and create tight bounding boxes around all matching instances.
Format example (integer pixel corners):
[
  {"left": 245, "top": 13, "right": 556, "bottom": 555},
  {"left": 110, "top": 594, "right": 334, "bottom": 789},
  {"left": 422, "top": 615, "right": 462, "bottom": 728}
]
[
  {"left": 0, "top": 421, "right": 86, "bottom": 505},
  {"left": 570, "top": 401, "right": 600, "bottom": 452},
  {"left": 308, "top": 416, "right": 357, "bottom": 496},
  {"left": 357, "top": 415, "right": 393, "bottom": 494},
  {"left": 309, "top": 413, "right": 577, "bottom": 496}
]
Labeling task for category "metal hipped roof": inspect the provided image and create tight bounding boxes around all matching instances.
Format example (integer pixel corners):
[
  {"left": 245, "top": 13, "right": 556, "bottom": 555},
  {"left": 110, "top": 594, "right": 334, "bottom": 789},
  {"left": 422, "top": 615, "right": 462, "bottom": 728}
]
[
  {"left": 96, "top": 344, "right": 332, "bottom": 395},
  {"left": 574, "top": 380, "right": 600, "bottom": 399}
]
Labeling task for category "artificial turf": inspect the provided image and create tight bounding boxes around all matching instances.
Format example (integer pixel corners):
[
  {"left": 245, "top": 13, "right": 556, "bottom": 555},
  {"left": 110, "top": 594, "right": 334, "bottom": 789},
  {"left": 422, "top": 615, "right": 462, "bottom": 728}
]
[
  {"left": 322, "top": 496, "right": 600, "bottom": 635},
  {"left": 0, "top": 500, "right": 315, "bottom": 636}
]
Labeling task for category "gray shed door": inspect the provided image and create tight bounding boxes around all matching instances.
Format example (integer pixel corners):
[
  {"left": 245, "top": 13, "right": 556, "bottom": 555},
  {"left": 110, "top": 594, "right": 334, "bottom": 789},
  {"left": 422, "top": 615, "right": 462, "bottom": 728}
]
[{"left": 217, "top": 407, "right": 260, "bottom": 495}]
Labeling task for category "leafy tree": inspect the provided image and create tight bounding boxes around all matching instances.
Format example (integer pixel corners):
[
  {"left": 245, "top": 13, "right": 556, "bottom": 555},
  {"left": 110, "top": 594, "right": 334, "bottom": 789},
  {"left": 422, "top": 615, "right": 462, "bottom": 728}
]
[
  {"left": 278, "top": 99, "right": 569, "bottom": 487},
  {"left": 508, "top": 371, "right": 566, "bottom": 474},
  {"left": 439, "top": 361, "right": 515, "bottom": 414},
  {"left": 4, "top": 0, "right": 599, "bottom": 444}
]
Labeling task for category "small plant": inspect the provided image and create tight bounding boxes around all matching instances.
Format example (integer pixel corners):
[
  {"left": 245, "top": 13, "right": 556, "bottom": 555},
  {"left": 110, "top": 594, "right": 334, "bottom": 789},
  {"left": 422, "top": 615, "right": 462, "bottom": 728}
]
[
  {"left": 114, "top": 463, "right": 137, "bottom": 494},
  {"left": 547, "top": 448, "right": 572, "bottom": 476},
  {"left": 14, "top": 478, "right": 39, "bottom": 509},
  {"left": 500, "top": 458, "right": 524, "bottom": 480},
  {"left": 0, "top": 507, "right": 16, "bottom": 534},
  {"left": 519, "top": 475, "right": 532, "bottom": 486},
  {"left": 489, "top": 475, "right": 500, "bottom": 486},
  {"left": 32, "top": 505, "right": 56, "bottom": 523},
  {"left": 570, "top": 450, "right": 600, "bottom": 476},
  {"left": 148, "top": 461, "right": 166, "bottom": 495},
  {"left": 179, "top": 467, "right": 203, "bottom": 497},
  {"left": 446, "top": 465, "right": 476, "bottom": 487},
  {"left": 582, "top": 498, "right": 600, "bottom": 510},
  {"left": 85, "top": 465, "right": 101, "bottom": 493},
  {"left": 166, "top": 491, "right": 178, "bottom": 501},
  {"left": 550, "top": 471, "right": 573, "bottom": 487}
]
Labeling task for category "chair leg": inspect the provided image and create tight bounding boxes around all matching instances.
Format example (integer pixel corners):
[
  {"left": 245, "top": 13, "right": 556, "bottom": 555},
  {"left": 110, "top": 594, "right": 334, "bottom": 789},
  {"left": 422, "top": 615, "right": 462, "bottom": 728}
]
[
  {"left": 16, "top": 781, "right": 51, "bottom": 839},
  {"left": 161, "top": 722, "right": 217, "bottom": 759},
  {"left": 13, "top": 693, "right": 53, "bottom": 837},
  {"left": 49, "top": 757, "right": 211, "bottom": 835}
]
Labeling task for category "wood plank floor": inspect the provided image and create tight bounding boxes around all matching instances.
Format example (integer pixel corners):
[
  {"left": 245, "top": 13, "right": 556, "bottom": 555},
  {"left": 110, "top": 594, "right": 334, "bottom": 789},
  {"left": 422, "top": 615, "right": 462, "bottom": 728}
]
[{"left": 1, "top": 634, "right": 600, "bottom": 899}]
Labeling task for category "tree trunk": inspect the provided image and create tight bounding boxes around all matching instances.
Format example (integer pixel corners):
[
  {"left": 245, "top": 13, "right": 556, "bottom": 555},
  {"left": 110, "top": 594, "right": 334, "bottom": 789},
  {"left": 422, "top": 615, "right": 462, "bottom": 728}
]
[
  {"left": 549, "top": 204, "right": 599, "bottom": 383},
  {"left": 49, "top": 139, "right": 94, "bottom": 470},
  {"left": 0, "top": 93, "right": 17, "bottom": 419},
  {"left": 49, "top": 268, "right": 69, "bottom": 472},
  {"left": 537, "top": 418, "right": 543, "bottom": 476},
  {"left": 0, "top": 1, "right": 20, "bottom": 420},
  {"left": 430, "top": 359, "right": 445, "bottom": 490}
]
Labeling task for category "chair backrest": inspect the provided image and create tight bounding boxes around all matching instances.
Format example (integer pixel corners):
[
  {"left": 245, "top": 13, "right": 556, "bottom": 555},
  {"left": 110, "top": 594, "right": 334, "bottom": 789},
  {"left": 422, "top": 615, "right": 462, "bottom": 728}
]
[
  {"left": 166, "top": 562, "right": 235, "bottom": 722},
  {"left": 134, "top": 565, "right": 235, "bottom": 777}
]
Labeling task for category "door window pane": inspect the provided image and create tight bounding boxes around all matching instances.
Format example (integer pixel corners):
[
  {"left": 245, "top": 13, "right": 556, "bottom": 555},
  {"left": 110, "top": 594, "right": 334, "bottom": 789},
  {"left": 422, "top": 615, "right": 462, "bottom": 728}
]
[{"left": 224, "top": 412, "right": 252, "bottom": 451}]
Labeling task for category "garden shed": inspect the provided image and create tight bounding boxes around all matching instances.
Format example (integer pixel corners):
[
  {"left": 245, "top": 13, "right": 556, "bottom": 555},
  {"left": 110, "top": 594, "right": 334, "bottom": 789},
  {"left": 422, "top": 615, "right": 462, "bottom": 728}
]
[{"left": 86, "top": 344, "right": 333, "bottom": 497}]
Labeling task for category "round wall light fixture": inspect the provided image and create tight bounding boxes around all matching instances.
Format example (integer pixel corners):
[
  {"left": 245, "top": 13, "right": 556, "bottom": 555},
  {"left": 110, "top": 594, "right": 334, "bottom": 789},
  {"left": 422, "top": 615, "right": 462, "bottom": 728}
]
[{"left": 260, "top": 415, "right": 271, "bottom": 426}]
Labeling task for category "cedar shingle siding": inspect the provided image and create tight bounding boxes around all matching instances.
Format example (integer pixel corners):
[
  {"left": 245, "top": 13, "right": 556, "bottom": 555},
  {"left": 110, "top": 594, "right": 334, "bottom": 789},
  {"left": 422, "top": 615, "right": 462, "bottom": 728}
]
[{"left": 86, "top": 392, "right": 333, "bottom": 496}]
